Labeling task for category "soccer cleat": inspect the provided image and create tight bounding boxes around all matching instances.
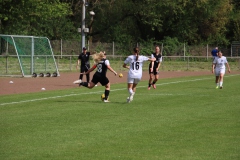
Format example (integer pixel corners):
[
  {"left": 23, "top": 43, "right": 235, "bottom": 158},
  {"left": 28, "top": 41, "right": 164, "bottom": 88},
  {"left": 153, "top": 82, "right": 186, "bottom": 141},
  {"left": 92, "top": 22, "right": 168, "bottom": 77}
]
[
  {"left": 127, "top": 97, "right": 130, "bottom": 103},
  {"left": 220, "top": 86, "right": 223, "bottom": 89},
  {"left": 152, "top": 84, "right": 156, "bottom": 89},
  {"left": 216, "top": 86, "right": 219, "bottom": 89},
  {"left": 101, "top": 94, "right": 105, "bottom": 101},
  {"left": 104, "top": 99, "right": 110, "bottom": 103},
  {"left": 127, "top": 92, "right": 135, "bottom": 103},
  {"left": 73, "top": 79, "right": 82, "bottom": 84},
  {"left": 129, "top": 94, "right": 134, "bottom": 102},
  {"left": 148, "top": 87, "right": 151, "bottom": 90},
  {"left": 101, "top": 94, "right": 109, "bottom": 101}
]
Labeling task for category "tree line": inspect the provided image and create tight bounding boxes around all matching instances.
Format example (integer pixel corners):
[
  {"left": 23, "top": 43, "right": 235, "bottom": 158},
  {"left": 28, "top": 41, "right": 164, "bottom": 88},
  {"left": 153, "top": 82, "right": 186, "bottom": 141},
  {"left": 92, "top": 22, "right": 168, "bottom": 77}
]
[{"left": 1, "top": 0, "right": 240, "bottom": 48}]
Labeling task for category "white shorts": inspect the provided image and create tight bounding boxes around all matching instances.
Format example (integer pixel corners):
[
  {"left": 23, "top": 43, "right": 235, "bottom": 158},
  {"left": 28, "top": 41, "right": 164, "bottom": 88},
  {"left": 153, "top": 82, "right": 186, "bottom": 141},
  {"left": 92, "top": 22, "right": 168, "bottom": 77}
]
[
  {"left": 127, "top": 77, "right": 141, "bottom": 84},
  {"left": 215, "top": 68, "right": 225, "bottom": 76}
]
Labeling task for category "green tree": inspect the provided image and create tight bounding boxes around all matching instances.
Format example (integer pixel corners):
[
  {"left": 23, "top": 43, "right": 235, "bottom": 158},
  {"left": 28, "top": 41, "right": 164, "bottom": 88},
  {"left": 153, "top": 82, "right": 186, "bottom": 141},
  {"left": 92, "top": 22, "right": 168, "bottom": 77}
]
[
  {"left": 0, "top": 0, "right": 74, "bottom": 39},
  {"left": 1, "top": 0, "right": 239, "bottom": 47}
]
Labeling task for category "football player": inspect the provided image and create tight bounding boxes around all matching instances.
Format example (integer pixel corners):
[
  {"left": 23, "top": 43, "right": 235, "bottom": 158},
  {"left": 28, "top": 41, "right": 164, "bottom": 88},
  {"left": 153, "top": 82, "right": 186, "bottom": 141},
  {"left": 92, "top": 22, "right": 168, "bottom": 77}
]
[
  {"left": 212, "top": 50, "right": 231, "bottom": 89},
  {"left": 148, "top": 45, "right": 162, "bottom": 90},
  {"left": 74, "top": 51, "right": 117, "bottom": 102},
  {"left": 123, "top": 47, "right": 155, "bottom": 103}
]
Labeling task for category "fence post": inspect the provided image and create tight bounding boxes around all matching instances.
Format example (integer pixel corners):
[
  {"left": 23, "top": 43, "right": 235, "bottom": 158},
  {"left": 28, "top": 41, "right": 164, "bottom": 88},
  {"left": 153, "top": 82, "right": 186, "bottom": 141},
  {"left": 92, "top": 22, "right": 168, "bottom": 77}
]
[
  {"left": 31, "top": 37, "right": 34, "bottom": 74},
  {"left": 183, "top": 43, "right": 185, "bottom": 61},
  {"left": 187, "top": 56, "right": 189, "bottom": 70},
  {"left": 70, "top": 56, "right": 72, "bottom": 71},
  {"left": 6, "top": 56, "right": 8, "bottom": 74},
  {"left": 207, "top": 44, "right": 208, "bottom": 60},
  {"left": 57, "top": 56, "right": 59, "bottom": 68},
  {"left": 61, "top": 39, "right": 63, "bottom": 59},
  {"left": 113, "top": 41, "right": 114, "bottom": 57},
  {"left": 162, "top": 56, "right": 164, "bottom": 71}
]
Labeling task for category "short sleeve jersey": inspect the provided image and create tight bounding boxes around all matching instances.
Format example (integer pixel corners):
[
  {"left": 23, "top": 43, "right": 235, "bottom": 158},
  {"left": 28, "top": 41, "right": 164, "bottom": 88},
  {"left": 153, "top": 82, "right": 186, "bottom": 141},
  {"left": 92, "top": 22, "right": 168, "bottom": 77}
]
[
  {"left": 213, "top": 56, "right": 228, "bottom": 70},
  {"left": 95, "top": 59, "right": 110, "bottom": 77},
  {"left": 124, "top": 55, "right": 149, "bottom": 79},
  {"left": 150, "top": 53, "right": 162, "bottom": 68},
  {"left": 78, "top": 52, "right": 91, "bottom": 66}
]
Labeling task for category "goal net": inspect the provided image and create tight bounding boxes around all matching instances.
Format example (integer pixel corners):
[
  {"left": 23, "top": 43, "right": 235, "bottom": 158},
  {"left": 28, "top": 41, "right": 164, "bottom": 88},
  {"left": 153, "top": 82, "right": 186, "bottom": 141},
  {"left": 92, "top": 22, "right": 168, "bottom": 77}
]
[{"left": 0, "top": 34, "right": 59, "bottom": 77}]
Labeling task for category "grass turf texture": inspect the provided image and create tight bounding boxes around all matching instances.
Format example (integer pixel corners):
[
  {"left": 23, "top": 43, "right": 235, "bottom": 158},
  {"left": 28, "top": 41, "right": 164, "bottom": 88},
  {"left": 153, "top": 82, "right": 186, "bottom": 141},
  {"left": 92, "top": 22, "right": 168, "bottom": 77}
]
[{"left": 0, "top": 75, "right": 240, "bottom": 160}]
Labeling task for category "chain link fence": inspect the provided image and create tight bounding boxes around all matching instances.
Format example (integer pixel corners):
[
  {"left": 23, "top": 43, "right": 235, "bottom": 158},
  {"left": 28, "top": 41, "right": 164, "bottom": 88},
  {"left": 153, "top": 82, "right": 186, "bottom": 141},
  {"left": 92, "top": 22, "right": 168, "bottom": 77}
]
[
  {"left": 1, "top": 39, "right": 240, "bottom": 76},
  {"left": 1, "top": 55, "right": 239, "bottom": 76},
  {"left": 50, "top": 40, "right": 237, "bottom": 57}
]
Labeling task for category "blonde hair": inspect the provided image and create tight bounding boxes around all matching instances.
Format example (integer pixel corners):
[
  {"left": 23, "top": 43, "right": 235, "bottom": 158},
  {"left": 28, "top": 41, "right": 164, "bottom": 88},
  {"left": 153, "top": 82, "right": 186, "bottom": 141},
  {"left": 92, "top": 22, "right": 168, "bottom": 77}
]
[{"left": 92, "top": 51, "right": 105, "bottom": 64}]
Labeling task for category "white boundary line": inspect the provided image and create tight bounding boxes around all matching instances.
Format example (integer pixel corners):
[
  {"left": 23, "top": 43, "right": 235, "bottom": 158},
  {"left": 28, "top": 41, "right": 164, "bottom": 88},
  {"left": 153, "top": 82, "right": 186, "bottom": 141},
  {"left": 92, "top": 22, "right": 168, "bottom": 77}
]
[{"left": 1, "top": 74, "right": 239, "bottom": 106}]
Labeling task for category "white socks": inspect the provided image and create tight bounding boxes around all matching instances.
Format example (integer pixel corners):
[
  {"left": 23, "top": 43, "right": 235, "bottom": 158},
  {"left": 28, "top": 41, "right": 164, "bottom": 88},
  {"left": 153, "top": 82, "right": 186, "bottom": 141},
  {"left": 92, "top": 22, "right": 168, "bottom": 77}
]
[
  {"left": 220, "top": 82, "right": 223, "bottom": 87},
  {"left": 128, "top": 89, "right": 133, "bottom": 95}
]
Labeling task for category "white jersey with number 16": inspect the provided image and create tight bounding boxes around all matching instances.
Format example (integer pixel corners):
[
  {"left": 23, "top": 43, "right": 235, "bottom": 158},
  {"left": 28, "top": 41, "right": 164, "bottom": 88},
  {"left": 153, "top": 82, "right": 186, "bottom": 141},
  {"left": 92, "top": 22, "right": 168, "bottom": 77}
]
[
  {"left": 124, "top": 55, "right": 149, "bottom": 79},
  {"left": 213, "top": 56, "right": 228, "bottom": 70}
]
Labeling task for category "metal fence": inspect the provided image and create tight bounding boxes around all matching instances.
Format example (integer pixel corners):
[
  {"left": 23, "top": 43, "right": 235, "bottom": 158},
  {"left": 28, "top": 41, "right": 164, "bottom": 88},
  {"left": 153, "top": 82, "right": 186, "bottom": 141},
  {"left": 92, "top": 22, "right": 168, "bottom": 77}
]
[
  {"left": 1, "top": 39, "right": 240, "bottom": 76},
  {"left": 1, "top": 55, "right": 239, "bottom": 77},
  {"left": 50, "top": 40, "right": 240, "bottom": 57}
]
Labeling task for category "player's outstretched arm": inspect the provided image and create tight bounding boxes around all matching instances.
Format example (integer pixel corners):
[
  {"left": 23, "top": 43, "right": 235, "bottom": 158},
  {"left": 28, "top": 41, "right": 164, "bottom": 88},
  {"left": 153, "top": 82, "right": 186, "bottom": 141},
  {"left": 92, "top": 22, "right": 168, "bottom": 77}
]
[
  {"left": 148, "top": 57, "right": 156, "bottom": 62},
  {"left": 107, "top": 65, "right": 117, "bottom": 76}
]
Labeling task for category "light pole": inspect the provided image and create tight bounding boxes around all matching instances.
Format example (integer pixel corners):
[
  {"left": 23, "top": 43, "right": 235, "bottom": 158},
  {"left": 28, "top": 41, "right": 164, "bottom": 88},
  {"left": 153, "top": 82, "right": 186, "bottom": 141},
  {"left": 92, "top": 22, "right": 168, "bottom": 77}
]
[
  {"left": 79, "top": 1, "right": 94, "bottom": 52},
  {"left": 89, "top": 11, "right": 95, "bottom": 49},
  {"left": 81, "top": 0, "right": 86, "bottom": 52}
]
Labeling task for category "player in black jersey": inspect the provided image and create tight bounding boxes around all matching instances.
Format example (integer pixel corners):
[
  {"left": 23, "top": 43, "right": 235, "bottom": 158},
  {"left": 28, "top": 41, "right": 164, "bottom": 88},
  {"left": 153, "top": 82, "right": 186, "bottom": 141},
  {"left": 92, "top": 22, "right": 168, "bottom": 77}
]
[
  {"left": 74, "top": 51, "right": 117, "bottom": 102},
  {"left": 76, "top": 47, "right": 94, "bottom": 83},
  {"left": 148, "top": 45, "right": 162, "bottom": 90}
]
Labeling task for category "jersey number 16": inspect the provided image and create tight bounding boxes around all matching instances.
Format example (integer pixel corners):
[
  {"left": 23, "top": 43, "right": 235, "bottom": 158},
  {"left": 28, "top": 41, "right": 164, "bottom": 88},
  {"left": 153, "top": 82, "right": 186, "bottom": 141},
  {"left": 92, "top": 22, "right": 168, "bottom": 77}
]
[{"left": 132, "top": 62, "right": 139, "bottom": 70}]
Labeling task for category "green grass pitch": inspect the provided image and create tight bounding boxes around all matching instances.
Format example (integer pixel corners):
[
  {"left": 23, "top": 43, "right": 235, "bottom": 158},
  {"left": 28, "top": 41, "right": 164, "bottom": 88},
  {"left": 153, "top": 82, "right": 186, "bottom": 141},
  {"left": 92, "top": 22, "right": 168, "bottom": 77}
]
[{"left": 0, "top": 74, "right": 240, "bottom": 160}]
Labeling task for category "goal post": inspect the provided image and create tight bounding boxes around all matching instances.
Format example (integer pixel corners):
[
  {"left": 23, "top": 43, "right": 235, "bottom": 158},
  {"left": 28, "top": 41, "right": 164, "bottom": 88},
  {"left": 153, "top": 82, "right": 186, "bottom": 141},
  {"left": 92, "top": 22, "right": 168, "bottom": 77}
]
[{"left": 0, "top": 34, "right": 60, "bottom": 77}]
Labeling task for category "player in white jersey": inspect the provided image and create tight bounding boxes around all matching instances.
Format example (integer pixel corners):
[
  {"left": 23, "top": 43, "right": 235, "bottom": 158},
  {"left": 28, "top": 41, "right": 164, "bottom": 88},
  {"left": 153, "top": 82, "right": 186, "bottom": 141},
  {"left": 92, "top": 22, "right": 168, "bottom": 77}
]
[
  {"left": 212, "top": 50, "right": 230, "bottom": 89},
  {"left": 123, "top": 47, "right": 156, "bottom": 103}
]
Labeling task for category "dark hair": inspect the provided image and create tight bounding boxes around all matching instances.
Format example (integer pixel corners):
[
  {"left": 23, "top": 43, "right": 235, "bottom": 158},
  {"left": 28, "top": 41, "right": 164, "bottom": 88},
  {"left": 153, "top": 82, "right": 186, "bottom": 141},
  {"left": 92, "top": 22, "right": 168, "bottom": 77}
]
[
  {"left": 133, "top": 47, "right": 139, "bottom": 61},
  {"left": 155, "top": 45, "right": 161, "bottom": 52}
]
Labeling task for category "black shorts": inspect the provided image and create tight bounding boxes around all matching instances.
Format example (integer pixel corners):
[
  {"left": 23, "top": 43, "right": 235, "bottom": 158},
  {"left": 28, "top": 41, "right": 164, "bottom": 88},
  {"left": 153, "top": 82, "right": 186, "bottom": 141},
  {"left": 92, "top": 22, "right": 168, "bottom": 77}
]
[
  {"left": 80, "top": 64, "right": 90, "bottom": 73},
  {"left": 91, "top": 73, "right": 109, "bottom": 86},
  {"left": 149, "top": 67, "right": 159, "bottom": 75}
]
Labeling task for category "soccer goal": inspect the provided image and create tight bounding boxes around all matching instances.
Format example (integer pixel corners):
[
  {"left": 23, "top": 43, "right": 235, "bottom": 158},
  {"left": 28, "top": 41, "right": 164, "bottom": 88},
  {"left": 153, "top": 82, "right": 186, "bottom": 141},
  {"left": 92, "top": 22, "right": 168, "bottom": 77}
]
[{"left": 0, "top": 34, "right": 60, "bottom": 77}]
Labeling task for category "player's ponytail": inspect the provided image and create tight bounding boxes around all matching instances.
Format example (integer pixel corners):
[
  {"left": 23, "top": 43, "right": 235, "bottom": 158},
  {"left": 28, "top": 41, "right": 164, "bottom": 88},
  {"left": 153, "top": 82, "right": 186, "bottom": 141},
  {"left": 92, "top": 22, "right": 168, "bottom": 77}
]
[
  {"left": 92, "top": 51, "right": 105, "bottom": 64},
  {"left": 133, "top": 47, "right": 139, "bottom": 61}
]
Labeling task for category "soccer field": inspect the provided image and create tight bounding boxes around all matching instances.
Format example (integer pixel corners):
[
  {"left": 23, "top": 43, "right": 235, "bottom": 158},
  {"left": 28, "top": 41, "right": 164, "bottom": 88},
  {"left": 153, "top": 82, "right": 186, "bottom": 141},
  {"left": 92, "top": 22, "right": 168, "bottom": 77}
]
[{"left": 0, "top": 74, "right": 240, "bottom": 160}]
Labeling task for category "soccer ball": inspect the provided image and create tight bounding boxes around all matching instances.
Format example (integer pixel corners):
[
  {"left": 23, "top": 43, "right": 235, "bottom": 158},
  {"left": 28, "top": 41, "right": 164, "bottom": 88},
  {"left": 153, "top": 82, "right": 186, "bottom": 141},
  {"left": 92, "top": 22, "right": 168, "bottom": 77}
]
[
  {"left": 101, "top": 94, "right": 109, "bottom": 101},
  {"left": 119, "top": 73, "right": 123, "bottom": 78}
]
